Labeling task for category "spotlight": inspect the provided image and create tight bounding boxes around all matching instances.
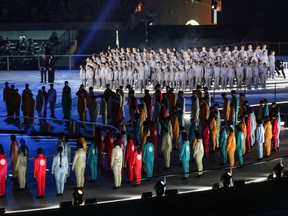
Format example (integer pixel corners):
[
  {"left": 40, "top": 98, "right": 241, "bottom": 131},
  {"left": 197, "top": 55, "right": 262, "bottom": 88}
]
[
  {"left": 220, "top": 171, "right": 232, "bottom": 187},
  {"left": 153, "top": 179, "right": 166, "bottom": 196},
  {"left": 141, "top": 192, "right": 153, "bottom": 199},
  {"left": 0, "top": 208, "right": 5, "bottom": 215},
  {"left": 212, "top": 183, "right": 220, "bottom": 190},
  {"left": 85, "top": 198, "right": 97, "bottom": 205},
  {"left": 273, "top": 163, "right": 284, "bottom": 178},
  {"left": 72, "top": 189, "right": 84, "bottom": 206},
  {"left": 211, "top": 0, "right": 218, "bottom": 9}
]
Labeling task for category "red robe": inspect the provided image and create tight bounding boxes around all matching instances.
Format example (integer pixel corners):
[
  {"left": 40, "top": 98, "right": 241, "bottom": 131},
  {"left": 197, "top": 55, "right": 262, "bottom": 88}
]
[
  {"left": 272, "top": 119, "right": 279, "bottom": 151},
  {"left": 202, "top": 124, "right": 210, "bottom": 156},
  {"left": 125, "top": 140, "right": 135, "bottom": 182},
  {"left": 0, "top": 154, "right": 8, "bottom": 196},
  {"left": 105, "top": 132, "right": 114, "bottom": 170},
  {"left": 245, "top": 116, "right": 251, "bottom": 153},
  {"left": 34, "top": 154, "right": 47, "bottom": 197},
  {"left": 133, "top": 151, "right": 142, "bottom": 185}
]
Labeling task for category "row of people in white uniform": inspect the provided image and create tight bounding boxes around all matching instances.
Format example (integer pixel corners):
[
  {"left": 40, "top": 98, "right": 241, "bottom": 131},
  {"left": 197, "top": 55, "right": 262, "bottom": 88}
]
[{"left": 80, "top": 55, "right": 274, "bottom": 91}]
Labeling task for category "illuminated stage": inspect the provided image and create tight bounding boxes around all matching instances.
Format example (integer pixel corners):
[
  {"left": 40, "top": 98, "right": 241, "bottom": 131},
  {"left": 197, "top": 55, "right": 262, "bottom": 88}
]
[{"left": 0, "top": 70, "right": 288, "bottom": 215}]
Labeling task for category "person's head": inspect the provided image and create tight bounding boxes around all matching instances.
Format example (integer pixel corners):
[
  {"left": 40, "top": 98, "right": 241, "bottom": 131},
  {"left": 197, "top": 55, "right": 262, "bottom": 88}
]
[
  {"left": 182, "top": 132, "right": 188, "bottom": 141},
  {"left": 50, "top": 83, "right": 54, "bottom": 89},
  {"left": 146, "top": 136, "right": 151, "bottom": 143},
  {"left": 77, "top": 142, "right": 83, "bottom": 149},
  {"left": 231, "top": 90, "right": 236, "bottom": 96},
  {"left": 194, "top": 130, "right": 201, "bottom": 140},
  {"left": 228, "top": 127, "right": 234, "bottom": 133},
  {"left": 18, "top": 145, "right": 26, "bottom": 155},
  {"left": 0, "top": 144, "right": 4, "bottom": 155},
  {"left": 221, "top": 92, "right": 227, "bottom": 98},
  {"left": 20, "top": 138, "right": 26, "bottom": 146},
  {"left": 37, "top": 148, "right": 43, "bottom": 155},
  {"left": 64, "top": 81, "right": 69, "bottom": 86},
  {"left": 10, "top": 134, "right": 16, "bottom": 141},
  {"left": 163, "top": 127, "right": 168, "bottom": 133}
]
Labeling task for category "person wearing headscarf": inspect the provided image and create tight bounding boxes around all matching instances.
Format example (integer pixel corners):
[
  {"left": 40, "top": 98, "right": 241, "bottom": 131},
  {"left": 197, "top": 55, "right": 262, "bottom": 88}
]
[{"left": 51, "top": 146, "right": 69, "bottom": 196}]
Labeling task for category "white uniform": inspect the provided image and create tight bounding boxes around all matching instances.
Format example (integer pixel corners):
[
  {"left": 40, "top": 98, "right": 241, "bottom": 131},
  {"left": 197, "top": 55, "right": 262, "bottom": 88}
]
[
  {"left": 204, "top": 65, "right": 213, "bottom": 89},
  {"left": 161, "top": 132, "right": 172, "bottom": 168},
  {"left": 221, "top": 66, "right": 228, "bottom": 89},
  {"left": 127, "top": 69, "right": 133, "bottom": 85},
  {"left": 51, "top": 153, "right": 69, "bottom": 194},
  {"left": 15, "top": 152, "right": 27, "bottom": 189},
  {"left": 56, "top": 141, "right": 71, "bottom": 177},
  {"left": 227, "top": 65, "right": 235, "bottom": 88},
  {"left": 138, "top": 67, "right": 146, "bottom": 93},
  {"left": 86, "top": 67, "right": 94, "bottom": 88},
  {"left": 111, "top": 145, "right": 123, "bottom": 188},
  {"left": 245, "top": 65, "right": 253, "bottom": 90},
  {"left": 260, "top": 65, "right": 268, "bottom": 88},
  {"left": 193, "top": 139, "right": 204, "bottom": 175},
  {"left": 72, "top": 148, "right": 86, "bottom": 188},
  {"left": 180, "top": 70, "right": 187, "bottom": 90},
  {"left": 80, "top": 69, "right": 87, "bottom": 87},
  {"left": 213, "top": 65, "right": 221, "bottom": 89},
  {"left": 113, "top": 69, "right": 119, "bottom": 88},
  {"left": 235, "top": 63, "right": 244, "bottom": 89},
  {"left": 194, "top": 65, "right": 203, "bottom": 86},
  {"left": 252, "top": 64, "right": 260, "bottom": 89},
  {"left": 268, "top": 54, "right": 275, "bottom": 79},
  {"left": 94, "top": 67, "right": 101, "bottom": 88}
]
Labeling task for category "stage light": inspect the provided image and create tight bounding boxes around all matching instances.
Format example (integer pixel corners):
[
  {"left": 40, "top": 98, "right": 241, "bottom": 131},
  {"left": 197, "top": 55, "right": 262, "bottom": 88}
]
[
  {"left": 72, "top": 189, "right": 84, "bottom": 206},
  {"left": 283, "top": 171, "right": 288, "bottom": 177},
  {"left": 85, "top": 198, "right": 97, "bottom": 205},
  {"left": 59, "top": 201, "right": 73, "bottom": 208},
  {"left": 154, "top": 179, "right": 166, "bottom": 196},
  {"left": 0, "top": 208, "right": 5, "bottom": 215},
  {"left": 220, "top": 171, "right": 232, "bottom": 187},
  {"left": 186, "top": 20, "right": 200, "bottom": 26},
  {"left": 141, "top": 192, "right": 153, "bottom": 199},
  {"left": 273, "top": 163, "right": 284, "bottom": 179},
  {"left": 212, "top": 0, "right": 218, "bottom": 9},
  {"left": 212, "top": 183, "right": 220, "bottom": 190},
  {"left": 165, "top": 189, "right": 178, "bottom": 196}
]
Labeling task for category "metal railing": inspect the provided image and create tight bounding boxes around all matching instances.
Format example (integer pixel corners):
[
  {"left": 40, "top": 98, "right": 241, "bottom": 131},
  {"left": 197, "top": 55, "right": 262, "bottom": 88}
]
[{"left": 0, "top": 54, "right": 91, "bottom": 71}]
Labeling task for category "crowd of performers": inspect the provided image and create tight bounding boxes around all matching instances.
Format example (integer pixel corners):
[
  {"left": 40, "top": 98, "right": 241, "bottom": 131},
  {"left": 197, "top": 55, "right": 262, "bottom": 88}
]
[
  {"left": 0, "top": 77, "right": 282, "bottom": 197},
  {"left": 80, "top": 44, "right": 285, "bottom": 92}
]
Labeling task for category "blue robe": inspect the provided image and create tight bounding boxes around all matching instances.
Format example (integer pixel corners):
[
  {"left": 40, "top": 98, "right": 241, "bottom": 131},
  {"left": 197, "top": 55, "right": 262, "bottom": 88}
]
[{"left": 142, "top": 142, "right": 154, "bottom": 177}]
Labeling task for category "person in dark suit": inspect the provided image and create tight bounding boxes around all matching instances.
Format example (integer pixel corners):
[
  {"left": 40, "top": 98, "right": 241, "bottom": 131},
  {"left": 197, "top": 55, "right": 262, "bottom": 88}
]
[
  {"left": 275, "top": 59, "right": 286, "bottom": 79},
  {"left": 48, "top": 56, "right": 55, "bottom": 83},
  {"left": 39, "top": 54, "right": 47, "bottom": 83}
]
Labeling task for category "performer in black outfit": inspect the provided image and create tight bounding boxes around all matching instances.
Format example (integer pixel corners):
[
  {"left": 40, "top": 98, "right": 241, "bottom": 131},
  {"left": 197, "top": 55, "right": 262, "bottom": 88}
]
[{"left": 48, "top": 56, "right": 55, "bottom": 83}]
